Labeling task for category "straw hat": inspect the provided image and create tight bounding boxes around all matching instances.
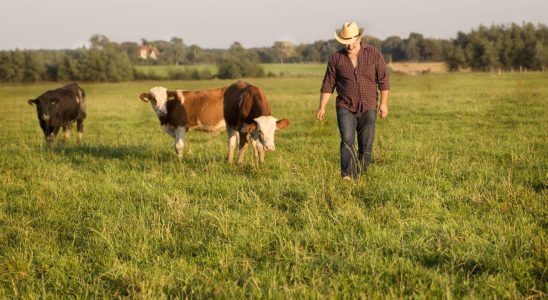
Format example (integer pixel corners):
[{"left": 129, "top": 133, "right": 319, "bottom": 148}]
[{"left": 334, "top": 21, "right": 364, "bottom": 44}]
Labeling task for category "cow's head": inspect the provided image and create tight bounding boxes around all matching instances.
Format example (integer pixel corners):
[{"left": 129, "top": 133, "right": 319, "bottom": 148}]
[
  {"left": 27, "top": 92, "right": 60, "bottom": 124},
  {"left": 243, "top": 116, "right": 289, "bottom": 151},
  {"left": 139, "top": 87, "right": 181, "bottom": 117}
]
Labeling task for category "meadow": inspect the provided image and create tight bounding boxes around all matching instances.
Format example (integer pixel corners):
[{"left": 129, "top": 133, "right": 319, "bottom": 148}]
[
  {"left": 134, "top": 63, "right": 327, "bottom": 78},
  {"left": 0, "top": 71, "right": 546, "bottom": 298}
]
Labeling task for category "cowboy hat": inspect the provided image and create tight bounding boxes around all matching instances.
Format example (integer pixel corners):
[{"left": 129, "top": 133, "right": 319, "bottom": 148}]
[{"left": 334, "top": 21, "right": 364, "bottom": 44}]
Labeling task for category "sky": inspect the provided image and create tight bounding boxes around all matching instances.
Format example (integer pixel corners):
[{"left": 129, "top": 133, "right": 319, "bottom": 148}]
[{"left": 1, "top": 0, "right": 547, "bottom": 50}]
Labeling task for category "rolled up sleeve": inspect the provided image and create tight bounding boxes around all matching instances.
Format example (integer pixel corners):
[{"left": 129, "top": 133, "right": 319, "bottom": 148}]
[
  {"left": 375, "top": 51, "right": 390, "bottom": 91},
  {"left": 320, "top": 54, "right": 337, "bottom": 93}
]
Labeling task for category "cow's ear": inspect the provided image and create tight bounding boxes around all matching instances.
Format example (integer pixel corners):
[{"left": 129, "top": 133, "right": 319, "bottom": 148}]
[
  {"left": 27, "top": 99, "right": 36, "bottom": 106},
  {"left": 242, "top": 123, "right": 257, "bottom": 134},
  {"left": 276, "top": 119, "right": 290, "bottom": 129},
  {"left": 139, "top": 92, "right": 151, "bottom": 102},
  {"left": 166, "top": 90, "right": 179, "bottom": 101}
]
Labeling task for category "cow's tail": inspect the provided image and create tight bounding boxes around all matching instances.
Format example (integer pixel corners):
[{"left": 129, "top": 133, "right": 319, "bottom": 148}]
[{"left": 77, "top": 86, "right": 87, "bottom": 119}]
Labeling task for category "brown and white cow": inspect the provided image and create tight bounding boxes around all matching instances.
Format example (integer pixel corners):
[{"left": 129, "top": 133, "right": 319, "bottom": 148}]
[
  {"left": 27, "top": 82, "right": 86, "bottom": 145},
  {"left": 139, "top": 86, "right": 226, "bottom": 158},
  {"left": 223, "top": 81, "right": 289, "bottom": 163}
]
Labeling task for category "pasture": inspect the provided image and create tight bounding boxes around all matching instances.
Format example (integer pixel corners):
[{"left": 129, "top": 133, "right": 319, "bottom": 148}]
[
  {"left": 135, "top": 63, "right": 327, "bottom": 78},
  {"left": 0, "top": 72, "right": 546, "bottom": 298}
]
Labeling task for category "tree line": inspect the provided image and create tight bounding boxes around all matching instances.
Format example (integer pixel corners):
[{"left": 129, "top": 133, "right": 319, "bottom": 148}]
[
  {"left": 446, "top": 23, "right": 548, "bottom": 71},
  {"left": 0, "top": 22, "right": 546, "bottom": 82}
]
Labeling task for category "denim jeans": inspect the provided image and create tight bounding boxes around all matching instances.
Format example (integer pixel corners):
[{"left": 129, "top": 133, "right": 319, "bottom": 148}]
[{"left": 336, "top": 107, "right": 376, "bottom": 179}]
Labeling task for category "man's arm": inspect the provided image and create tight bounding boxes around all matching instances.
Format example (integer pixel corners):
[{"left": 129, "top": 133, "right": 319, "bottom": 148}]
[
  {"left": 379, "top": 90, "right": 389, "bottom": 118},
  {"left": 375, "top": 49, "right": 390, "bottom": 119},
  {"left": 318, "top": 53, "right": 337, "bottom": 121},
  {"left": 316, "top": 92, "right": 332, "bottom": 121}
]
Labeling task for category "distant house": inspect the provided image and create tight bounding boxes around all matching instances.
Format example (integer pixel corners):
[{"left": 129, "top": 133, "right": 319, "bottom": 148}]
[{"left": 138, "top": 44, "right": 159, "bottom": 60}]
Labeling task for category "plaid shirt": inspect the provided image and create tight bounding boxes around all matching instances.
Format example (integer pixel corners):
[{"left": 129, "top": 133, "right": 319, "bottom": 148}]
[{"left": 320, "top": 44, "right": 390, "bottom": 113}]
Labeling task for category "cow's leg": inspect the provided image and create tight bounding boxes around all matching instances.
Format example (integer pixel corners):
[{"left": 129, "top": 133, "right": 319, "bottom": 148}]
[
  {"left": 227, "top": 127, "right": 239, "bottom": 163},
  {"left": 63, "top": 124, "right": 72, "bottom": 142},
  {"left": 237, "top": 133, "right": 249, "bottom": 164},
  {"left": 47, "top": 127, "right": 60, "bottom": 145},
  {"left": 174, "top": 126, "right": 187, "bottom": 159},
  {"left": 257, "top": 142, "right": 265, "bottom": 163},
  {"left": 251, "top": 138, "right": 265, "bottom": 164},
  {"left": 251, "top": 138, "right": 259, "bottom": 160},
  {"left": 76, "top": 118, "right": 84, "bottom": 143},
  {"left": 162, "top": 125, "right": 176, "bottom": 138}
]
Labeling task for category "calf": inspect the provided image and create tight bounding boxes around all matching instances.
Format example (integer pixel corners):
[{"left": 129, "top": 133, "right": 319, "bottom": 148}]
[
  {"left": 223, "top": 81, "right": 289, "bottom": 163},
  {"left": 139, "top": 86, "right": 227, "bottom": 158},
  {"left": 27, "top": 83, "right": 86, "bottom": 145}
]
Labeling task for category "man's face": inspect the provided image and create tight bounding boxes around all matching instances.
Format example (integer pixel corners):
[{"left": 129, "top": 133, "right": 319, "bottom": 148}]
[{"left": 345, "top": 40, "right": 361, "bottom": 55}]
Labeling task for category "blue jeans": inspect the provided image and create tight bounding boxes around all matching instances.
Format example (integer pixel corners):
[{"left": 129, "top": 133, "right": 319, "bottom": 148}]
[{"left": 336, "top": 107, "right": 376, "bottom": 179}]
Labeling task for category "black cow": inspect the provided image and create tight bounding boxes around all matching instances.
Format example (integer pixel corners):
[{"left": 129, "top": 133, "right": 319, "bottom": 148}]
[{"left": 27, "top": 83, "right": 87, "bottom": 145}]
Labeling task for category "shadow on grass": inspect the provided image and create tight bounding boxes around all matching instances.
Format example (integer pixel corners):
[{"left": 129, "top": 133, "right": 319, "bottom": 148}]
[{"left": 48, "top": 143, "right": 154, "bottom": 161}]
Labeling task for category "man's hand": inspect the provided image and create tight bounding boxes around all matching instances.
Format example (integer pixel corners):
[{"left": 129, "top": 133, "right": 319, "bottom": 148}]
[
  {"left": 316, "top": 108, "right": 326, "bottom": 121},
  {"left": 379, "top": 104, "right": 388, "bottom": 118},
  {"left": 317, "top": 93, "right": 331, "bottom": 121}
]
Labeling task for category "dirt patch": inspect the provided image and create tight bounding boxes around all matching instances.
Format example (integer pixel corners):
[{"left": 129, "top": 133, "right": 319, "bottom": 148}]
[{"left": 388, "top": 62, "right": 447, "bottom": 75}]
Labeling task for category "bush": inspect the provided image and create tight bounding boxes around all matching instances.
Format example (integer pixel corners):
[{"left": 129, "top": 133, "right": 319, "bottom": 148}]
[
  {"left": 217, "top": 56, "right": 265, "bottom": 79},
  {"left": 167, "top": 68, "right": 214, "bottom": 80},
  {"left": 133, "top": 69, "right": 165, "bottom": 80}
]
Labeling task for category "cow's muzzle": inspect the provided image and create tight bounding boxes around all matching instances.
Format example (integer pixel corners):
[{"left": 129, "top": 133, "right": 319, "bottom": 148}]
[{"left": 264, "top": 144, "right": 275, "bottom": 151}]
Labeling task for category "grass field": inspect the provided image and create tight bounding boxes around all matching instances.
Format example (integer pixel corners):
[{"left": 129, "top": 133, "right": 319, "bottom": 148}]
[
  {"left": 0, "top": 72, "right": 546, "bottom": 298},
  {"left": 135, "top": 63, "right": 326, "bottom": 78}
]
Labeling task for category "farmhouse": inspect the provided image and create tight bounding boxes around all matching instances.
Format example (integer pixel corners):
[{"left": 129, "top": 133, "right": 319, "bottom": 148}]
[{"left": 138, "top": 44, "right": 159, "bottom": 60}]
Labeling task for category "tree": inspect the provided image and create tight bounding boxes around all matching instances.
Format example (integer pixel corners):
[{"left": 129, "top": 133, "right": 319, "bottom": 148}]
[
  {"left": 186, "top": 45, "right": 202, "bottom": 64},
  {"left": 403, "top": 33, "right": 423, "bottom": 61},
  {"left": 446, "top": 45, "right": 467, "bottom": 71},
  {"left": 23, "top": 51, "right": 45, "bottom": 82},
  {"left": 0, "top": 52, "right": 15, "bottom": 81},
  {"left": 301, "top": 44, "right": 320, "bottom": 62},
  {"left": 533, "top": 41, "right": 548, "bottom": 69},
  {"left": 11, "top": 50, "right": 26, "bottom": 81},
  {"left": 217, "top": 42, "right": 264, "bottom": 79},
  {"left": 89, "top": 34, "right": 111, "bottom": 49},
  {"left": 363, "top": 36, "right": 382, "bottom": 49},
  {"left": 271, "top": 41, "right": 298, "bottom": 64},
  {"left": 164, "top": 37, "right": 187, "bottom": 65},
  {"left": 319, "top": 40, "right": 340, "bottom": 62},
  {"left": 382, "top": 36, "right": 405, "bottom": 62}
]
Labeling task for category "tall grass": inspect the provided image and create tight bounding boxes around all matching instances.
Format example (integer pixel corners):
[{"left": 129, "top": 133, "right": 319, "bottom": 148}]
[{"left": 0, "top": 73, "right": 546, "bottom": 298}]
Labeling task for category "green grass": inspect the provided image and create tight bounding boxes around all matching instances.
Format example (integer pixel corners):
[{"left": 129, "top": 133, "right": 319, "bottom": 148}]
[
  {"left": 134, "top": 64, "right": 217, "bottom": 78},
  {"left": 0, "top": 73, "right": 546, "bottom": 298},
  {"left": 135, "top": 63, "right": 326, "bottom": 78}
]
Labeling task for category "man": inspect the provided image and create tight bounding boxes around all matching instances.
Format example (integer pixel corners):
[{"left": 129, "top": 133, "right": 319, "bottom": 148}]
[{"left": 316, "top": 21, "right": 390, "bottom": 181}]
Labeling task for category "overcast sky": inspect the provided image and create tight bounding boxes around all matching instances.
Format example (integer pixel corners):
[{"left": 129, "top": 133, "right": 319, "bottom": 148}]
[{"left": 1, "top": 0, "right": 547, "bottom": 50}]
